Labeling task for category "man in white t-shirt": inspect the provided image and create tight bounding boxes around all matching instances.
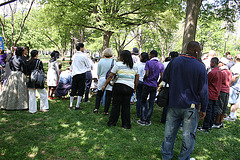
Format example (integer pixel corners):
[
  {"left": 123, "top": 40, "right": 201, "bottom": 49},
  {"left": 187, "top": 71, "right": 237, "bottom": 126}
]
[{"left": 69, "top": 43, "right": 91, "bottom": 110}]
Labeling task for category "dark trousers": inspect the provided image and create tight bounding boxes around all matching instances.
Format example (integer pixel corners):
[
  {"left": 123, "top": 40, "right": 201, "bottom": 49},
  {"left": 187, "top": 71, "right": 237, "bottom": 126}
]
[
  {"left": 203, "top": 99, "right": 218, "bottom": 129},
  {"left": 70, "top": 73, "right": 86, "bottom": 97},
  {"left": 108, "top": 83, "right": 133, "bottom": 129},
  {"left": 136, "top": 81, "right": 147, "bottom": 118},
  {"left": 141, "top": 84, "right": 157, "bottom": 122},
  {"left": 161, "top": 105, "right": 169, "bottom": 123},
  {"left": 84, "top": 71, "right": 92, "bottom": 102},
  {"left": 95, "top": 90, "right": 112, "bottom": 113},
  {"left": 217, "top": 91, "right": 229, "bottom": 114}
]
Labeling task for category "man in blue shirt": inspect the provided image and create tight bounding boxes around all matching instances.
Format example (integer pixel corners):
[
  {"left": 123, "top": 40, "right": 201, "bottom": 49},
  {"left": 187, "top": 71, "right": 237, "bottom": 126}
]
[{"left": 161, "top": 41, "right": 208, "bottom": 160}]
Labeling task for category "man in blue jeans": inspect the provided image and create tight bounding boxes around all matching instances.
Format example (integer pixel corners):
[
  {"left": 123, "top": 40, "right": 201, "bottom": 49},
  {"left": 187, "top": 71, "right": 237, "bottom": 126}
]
[
  {"left": 137, "top": 50, "right": 164, "bottom": 126},
  {"left": 161, "top": 41, "right": 208, "bottom": 160}
]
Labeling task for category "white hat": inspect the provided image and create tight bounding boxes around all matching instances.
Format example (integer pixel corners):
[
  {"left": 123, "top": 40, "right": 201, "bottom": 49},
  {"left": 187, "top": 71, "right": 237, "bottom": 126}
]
[{"left": 219, "top": 57, "right": 229, "bottom": 65}]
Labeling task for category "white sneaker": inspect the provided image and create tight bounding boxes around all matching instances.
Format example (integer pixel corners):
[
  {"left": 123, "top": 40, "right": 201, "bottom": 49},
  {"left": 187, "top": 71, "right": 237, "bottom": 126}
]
[
  {"left": 212, "top": 124, "right": 221, "bottom": 129},
  {"left": 190, "top": 158, "right": 196, "bottom": 160},
  {"left": 224, "top": 116, "right": 237, "bottom": 121},
  {"left": 137, "top": 120, "right": 146, "bottom": 126}
]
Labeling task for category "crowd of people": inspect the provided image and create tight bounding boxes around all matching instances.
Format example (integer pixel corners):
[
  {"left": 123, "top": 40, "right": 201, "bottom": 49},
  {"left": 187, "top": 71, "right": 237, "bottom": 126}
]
[{"left": 0, "top": 41, "right": 240, "bottom": 159}]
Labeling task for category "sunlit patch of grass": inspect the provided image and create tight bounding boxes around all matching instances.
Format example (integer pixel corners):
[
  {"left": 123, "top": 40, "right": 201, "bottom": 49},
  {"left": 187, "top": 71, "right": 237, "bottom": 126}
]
[
  {"left": 60, "top": 123, "right": 69, "bottom": 128},
  {"left": 27, "top": 146, "right": 39, "bottom": 158}
]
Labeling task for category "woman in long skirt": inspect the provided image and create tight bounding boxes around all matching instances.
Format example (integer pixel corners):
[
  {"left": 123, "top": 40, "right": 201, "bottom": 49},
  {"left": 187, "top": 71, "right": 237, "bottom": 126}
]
[{"left": 0, "top": 47, "right": 28, "bottom": 110}]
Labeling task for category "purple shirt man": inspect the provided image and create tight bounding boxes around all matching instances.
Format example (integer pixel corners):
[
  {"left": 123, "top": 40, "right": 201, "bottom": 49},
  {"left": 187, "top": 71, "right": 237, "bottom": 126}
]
[
  {"left": 144, "top": 57, "right": 164, "bottom": 87},
  {"left": 137, "top": 50, "right": 164, "bottom": 126}
]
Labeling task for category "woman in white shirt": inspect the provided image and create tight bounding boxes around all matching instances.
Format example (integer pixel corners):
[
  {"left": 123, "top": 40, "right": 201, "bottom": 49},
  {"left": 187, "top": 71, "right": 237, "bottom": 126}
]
[
  {"left": 47, "top": 51, "right": 60, "bottom": 99},
  {"left": 102, "top": 50, "right": 139, "bottom": 129},
  {"left": 93, "top": 48, "right": 115, "bottom": 114},
  {"left": 136, "top": 52, "right": 149, "bottom": 118}
]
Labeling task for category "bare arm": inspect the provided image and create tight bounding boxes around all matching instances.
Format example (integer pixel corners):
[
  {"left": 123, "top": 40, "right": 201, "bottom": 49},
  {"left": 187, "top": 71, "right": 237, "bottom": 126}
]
[
  {"left": 157, "top": 72, "right": 163, "bottom": 85},
  {"left": 102, "top": 72, "right": 115, "bottom": 91},
  {"left": 134, "top": 74, "right": 139, "bottom": 93},
  {"left": 143, "top": 69, "right": 149, "bottom": 81},
  {"left": 231, "top": 75, "right": 239, "bottom": 86}
]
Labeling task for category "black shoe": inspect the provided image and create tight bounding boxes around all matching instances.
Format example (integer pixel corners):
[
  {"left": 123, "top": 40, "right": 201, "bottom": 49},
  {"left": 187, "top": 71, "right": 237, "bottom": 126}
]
[
  {"left": 69, "top": 106, "right": 73, "bottom": 109},
  {"left": 75, "top": 107, "right": 83, "bottom": 110},
  {"left": 197, "top": 126, "right": 209, "bottom": 133},
  {"left": 122, "top": 125, "right": 131, "bottom": 129}
]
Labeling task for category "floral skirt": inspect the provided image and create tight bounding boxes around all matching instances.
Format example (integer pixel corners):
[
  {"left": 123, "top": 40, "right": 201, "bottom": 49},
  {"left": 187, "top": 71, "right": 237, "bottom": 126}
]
[{"left": 0, "top": 71, "right": 28, "bottom": 110}]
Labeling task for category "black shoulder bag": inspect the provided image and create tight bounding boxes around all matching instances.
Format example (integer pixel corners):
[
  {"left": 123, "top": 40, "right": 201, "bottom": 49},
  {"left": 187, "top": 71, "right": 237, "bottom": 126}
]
[{"left": 156, "top": 60, "right": 173, "bottom": 107}]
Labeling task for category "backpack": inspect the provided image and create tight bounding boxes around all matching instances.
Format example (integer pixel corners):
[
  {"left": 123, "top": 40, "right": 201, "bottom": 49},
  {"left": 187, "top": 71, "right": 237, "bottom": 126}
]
[{"left": 30, "top": 60, "right": 46, "bottom": 86}]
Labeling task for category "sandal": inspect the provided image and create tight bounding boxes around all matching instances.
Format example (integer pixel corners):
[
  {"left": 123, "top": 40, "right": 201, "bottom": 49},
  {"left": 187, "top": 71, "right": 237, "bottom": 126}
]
[{"left": 93, "top": 109, "right": 98, "bottom": 113}]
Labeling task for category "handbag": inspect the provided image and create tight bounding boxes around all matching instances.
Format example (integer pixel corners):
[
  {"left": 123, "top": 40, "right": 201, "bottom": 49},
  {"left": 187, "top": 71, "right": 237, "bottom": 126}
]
[
  {"left": 156, "top": 59, "right": 174, "bottom": 107},
  {"left": 156, "top": 84, "right": 169, "bottom": 107},
  {"left": 30, "top": 60, "right": 46, "bottom": 86},
  {"left": 109, "top": 73, "right": 118, "bottom": 86}
]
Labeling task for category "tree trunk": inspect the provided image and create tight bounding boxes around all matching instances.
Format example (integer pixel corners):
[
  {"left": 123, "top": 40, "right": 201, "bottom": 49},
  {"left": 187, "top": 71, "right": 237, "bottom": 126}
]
[
  {"left": 102, "top": 31, "right": 113, "bottom": 55},
  {"left": 181, "top": 0, "right": 202, "bottom": 54}
]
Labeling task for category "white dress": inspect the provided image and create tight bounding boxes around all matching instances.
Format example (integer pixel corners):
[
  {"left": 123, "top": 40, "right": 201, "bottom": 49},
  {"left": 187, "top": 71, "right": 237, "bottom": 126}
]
[{"left": 47, "top": 61, "right": 59, "bottom": 86}]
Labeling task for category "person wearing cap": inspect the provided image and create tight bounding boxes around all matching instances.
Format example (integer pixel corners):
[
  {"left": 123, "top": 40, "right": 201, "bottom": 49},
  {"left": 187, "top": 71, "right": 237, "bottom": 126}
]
[
  {"left": 131, "top": 47, "right": 140, "bottom": 64},
  {"left": 224, "top": 54, "right": 240, "bottom": 121},
  {"left": 212, "top": 57, "right": 232, "bottom": 128}
]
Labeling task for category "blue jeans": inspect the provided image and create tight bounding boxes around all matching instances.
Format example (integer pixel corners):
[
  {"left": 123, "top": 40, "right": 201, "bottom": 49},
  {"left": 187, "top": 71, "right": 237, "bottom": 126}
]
[
  {"left": 141, "top": 84, "right": 157, "bottom": 122},
  {"left": 136, "top": 81, "right": 147, "bottom": 118},
  {"left": 203, "top": 99, "right": 217, "bottom": 129},
  {"left": 84, "top": 71, "right": 92, "bottom": 102},
  {"left": 161, "top": 107, "right": 199, "bottom": 160}
]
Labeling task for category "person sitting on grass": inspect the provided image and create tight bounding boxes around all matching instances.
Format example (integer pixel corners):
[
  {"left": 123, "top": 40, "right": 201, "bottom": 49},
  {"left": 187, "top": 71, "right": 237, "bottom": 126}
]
[{"left": 55, "top": 67, "right": 72, "bottom": 99}]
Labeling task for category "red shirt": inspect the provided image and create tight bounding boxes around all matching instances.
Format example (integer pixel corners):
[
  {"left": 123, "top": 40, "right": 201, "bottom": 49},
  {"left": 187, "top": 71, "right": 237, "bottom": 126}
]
[
  {"left": 208, "top": 67, "right": 223, "bottom": 100},
  {"left": 221, "top": 68, "right": 232, "bottom": 93}
]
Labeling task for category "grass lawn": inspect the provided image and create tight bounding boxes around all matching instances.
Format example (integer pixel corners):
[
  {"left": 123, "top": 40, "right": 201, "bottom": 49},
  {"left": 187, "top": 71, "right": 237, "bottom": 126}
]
[{"left": 1, "top": 60, "right": 240, "bottom": 159}]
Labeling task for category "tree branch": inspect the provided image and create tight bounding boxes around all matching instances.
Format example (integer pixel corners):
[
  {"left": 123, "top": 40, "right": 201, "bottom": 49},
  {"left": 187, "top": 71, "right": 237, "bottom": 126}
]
[
  {"left": 43, "top": 32, "right": 61, "bottom": 52},
  {"left": 118, "top": 7, "right": 141, "bottom": 17},
  {"left": 14, "top": 0, "right": 35, "bottom": 46},
  {"left": 0, "top": 0, "right": 16, "bottom": 7}
]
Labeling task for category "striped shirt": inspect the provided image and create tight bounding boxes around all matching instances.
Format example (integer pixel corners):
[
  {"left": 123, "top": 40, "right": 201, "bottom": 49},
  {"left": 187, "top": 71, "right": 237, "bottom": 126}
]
[{"left": 111, "top": 61, "right": 138, "bottom": 89}]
